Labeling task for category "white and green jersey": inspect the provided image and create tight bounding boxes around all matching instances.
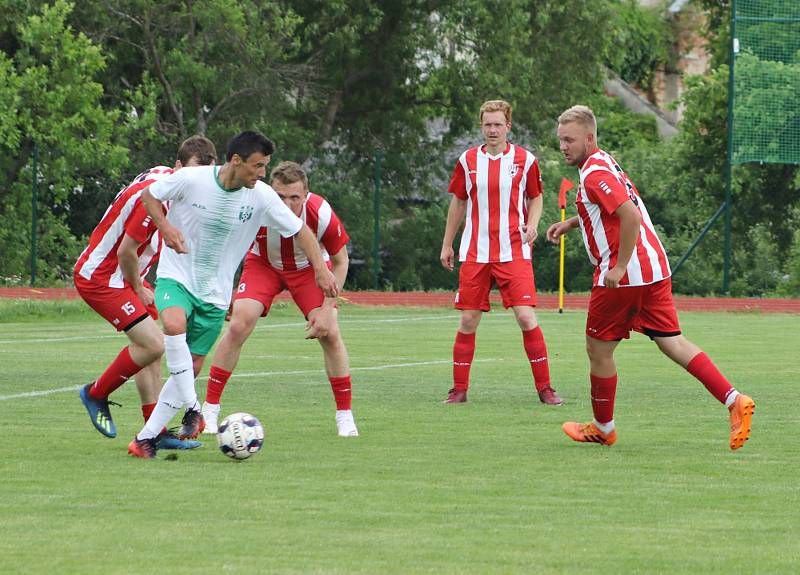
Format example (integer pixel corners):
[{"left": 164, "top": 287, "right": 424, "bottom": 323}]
[{"left": 149, "top": 165, "right": 303, "bottom": 309}]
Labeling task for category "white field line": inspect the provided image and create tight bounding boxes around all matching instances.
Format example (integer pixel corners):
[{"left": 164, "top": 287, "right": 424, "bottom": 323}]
[
  {"left": 0, "top": 358, "right": 501, "bottom": 401},
  {"left": 0, "top": 313, "right": 465, "bottom": 345}
]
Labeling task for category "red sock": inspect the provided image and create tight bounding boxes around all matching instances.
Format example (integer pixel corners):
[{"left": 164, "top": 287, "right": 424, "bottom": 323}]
[
  {"left": 141, "top": 402, "right": 156, "bottom": 423},
  {"left": 91, "top": 347, "right": 142, "bottom": 399},
  {"left": 329, "top": 375, "right": 352, "bottom": 410},
  {"left": 206, "top": 366, "right": 232, "bottom": 404},
  {"left": 686, "top": 352, "right": 734, "bottom": 404},
  {"left": 590, "top": 373, "right": 618, "bottom": 424},
  {"left": 453, "top": 331, "right": 476, "bottom": 392},
  {"left": 522, "top": 327, "right": 551, "bottom": 391}
]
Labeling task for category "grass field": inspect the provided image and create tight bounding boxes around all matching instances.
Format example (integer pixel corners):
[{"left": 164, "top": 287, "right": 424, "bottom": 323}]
[{"left": 0, "top": 301, "right": 798, "bottom": 574}]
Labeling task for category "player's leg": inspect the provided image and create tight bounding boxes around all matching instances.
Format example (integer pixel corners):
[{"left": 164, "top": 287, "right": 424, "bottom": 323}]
[
  {"left": 511, "top": 306, "right": 561, "bottom": 405},
  {"left": 643, "top": 278, "right": 754, "bottom": 450},
  {"left": 445, "top": 262, "right": 489, "bottom": 404},
  {"left": 132, "top": 360, "right": 202, "bottom": 450},
  {"left": 653, "top": 335, "right": 754, "bottom": 450},
  {"left": 202, "top": 298, "right": 265, "bottom": 433},
  {"left": 496, "top": 260, "right": 561, "bottom": 404},
  {"left": 562, "top": 286, "right": 636, "bottom": 446},
  {"left": 562, "top": 335, "right": 620, "bottom": 446},
  {"left": 307, "top": 306, "right": 358, "bottom": 437},
  {"left": 443, "top": 309, "right": 481, "bottom": 404},
  {"left": 129, "top": 279, "right": 195, "bottom": 457},
  {"left": 76, "top": 278, "right": 164, "bottom": 438}
]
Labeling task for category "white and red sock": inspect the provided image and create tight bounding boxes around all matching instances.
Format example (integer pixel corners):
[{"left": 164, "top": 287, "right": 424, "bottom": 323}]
[
  {"left": 91, "top": 347, "right": 142, "bottom": 399},
  {"left": 686, "top": 352, "right": 734, "bottom": 405},
  {"left": 590, "top": 373, "right": 617, "bottom": 426},
  {"left": 453, "top": 331, "right": 476, "bottom": 392},
  {"left": 522, "top": 326, "right": 551, "bottom": 392},
  {"left": 329, "top": 375, "right": 352, "bottom": 411},
  {"left": 206, "top": 365, "right": 232, "bottom": 405}
]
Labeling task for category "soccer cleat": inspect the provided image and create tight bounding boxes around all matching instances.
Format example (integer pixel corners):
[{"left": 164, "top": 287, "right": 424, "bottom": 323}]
[
  {"left": 178, "top": 408, "right": 205, "bottom": 439},
  {"left": 155, "top": 429, "right": 202, "bottom": 450},
  {"left": 335, "top": 410, "right": 359, "bottom": 437},
  {"left": 562, "top": 421, "right": 617, "bottom": 446},
  {"left": 538, "top": 386, "right": 563, "bottom": 405},
  {"left": 201, "top": 401, "right": 221, "bottom": 435},
  {"left": 443, "top": 388, "right": 467, "bottom": 404},
  {"left": 728, "top": 393, "right": 755, "bottom": 450},
  {"left": 79, "top": 383, "right": 118, "bottom": 438},
  {"left": 127, "top": 436, "right": 158, "bottom": 459}
]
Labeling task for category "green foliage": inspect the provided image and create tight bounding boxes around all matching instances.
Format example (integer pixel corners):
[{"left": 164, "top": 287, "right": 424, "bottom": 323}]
[
  {"left": 605, "top": 0, "right": 673, "bottom": 92},
  {"left": 733, "top": 52, "right": 800, "bottom": 164},
  {"left": 0, "top": 0, "right": 129, "bottom": 284}
]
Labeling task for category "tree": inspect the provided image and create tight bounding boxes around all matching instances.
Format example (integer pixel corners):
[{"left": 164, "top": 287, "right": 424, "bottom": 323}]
[{"left": 0, "top": 0, "right": 130, "bottom": 284}]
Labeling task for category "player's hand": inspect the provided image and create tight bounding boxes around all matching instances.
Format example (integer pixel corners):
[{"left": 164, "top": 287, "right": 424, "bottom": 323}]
[
  {"left": 546, "top": 222, "right": 569, "bottom": 244},
  {"left": 440, "top": 246, "right": 455, "bottom": 271},
  {"left": 305, "top": 308, "right": 334, "bottom": 339},
  {"left": 315, "top": 268, "right": 339, "bottom": 298},
  {"left": 162, "top": 224, "right": 187, "bottom": 254},
  {"left": 604, "top": 266, "right": 626, "bottom": 289},
  {"left": 135, "top": 285, "right": 155, "bottom": 306},
  {"left": 522, "top": 224, "right": 538, "bottom": 245}
]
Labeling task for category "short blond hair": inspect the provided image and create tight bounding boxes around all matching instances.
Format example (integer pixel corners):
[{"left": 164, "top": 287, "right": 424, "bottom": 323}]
[
  {"left": 270, "top": 161, "right": 308, "bottom": 191},
  {"left": 479, "top": 100, "right": 512, "bottom": 124},
  {"left": 558, "top": 105, "right": 597, "bottom": 135}
]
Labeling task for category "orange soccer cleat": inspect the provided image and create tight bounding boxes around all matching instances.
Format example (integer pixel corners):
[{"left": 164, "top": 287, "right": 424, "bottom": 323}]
[
  {"left": 562, "top": 421, "right": 617, "bottom": 446},
  {"left": 728, "top": 394, "right": 755, "bottom": 450}
]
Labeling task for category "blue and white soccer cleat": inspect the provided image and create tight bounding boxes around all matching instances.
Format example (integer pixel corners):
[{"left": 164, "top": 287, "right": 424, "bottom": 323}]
[
  {"left": 155, "top": 430, "right": 202, "bottom": 450},
  {"left": 79, "top": 383, "right": 118, "bottom": 438}
]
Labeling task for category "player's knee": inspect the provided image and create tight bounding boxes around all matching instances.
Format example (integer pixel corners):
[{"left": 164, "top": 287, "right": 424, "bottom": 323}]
[{"left": 229, "top": 317, "right": 257, "bottom": 343}]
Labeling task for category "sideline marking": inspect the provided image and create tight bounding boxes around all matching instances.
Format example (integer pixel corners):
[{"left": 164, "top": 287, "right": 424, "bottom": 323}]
[{"left": 0, "top": 359, "right": 501, "bottom": 401}]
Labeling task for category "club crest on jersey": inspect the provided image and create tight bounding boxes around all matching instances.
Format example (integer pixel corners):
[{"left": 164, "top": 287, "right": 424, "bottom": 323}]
[
  {"left": 238, "top": 205, "right": 254, "bottom": 222},
  {"left": 508, "top": 164, "right": 519, "bottom": 177}
]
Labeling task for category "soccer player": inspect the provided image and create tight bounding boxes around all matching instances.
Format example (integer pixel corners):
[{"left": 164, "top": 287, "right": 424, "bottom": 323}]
[
  {"left": 200, "top": 161, "right": 358, "bottom": 437},
  {"left": 546, "top": 104, "right": 755, "bottom": 449},
  {"left": 440, "top": 99, "right": 561, "bottom": 405},
  {"left": 128, "top": 130, "right": 338, "bottom": 458},
  {"left": 75, "top": 135, "right": 217, "bottom": 450}
]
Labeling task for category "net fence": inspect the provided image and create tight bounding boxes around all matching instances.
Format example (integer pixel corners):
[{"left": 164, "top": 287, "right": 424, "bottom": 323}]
[{"left": 732, "top": 0, "right": 800, "bottom": 165}]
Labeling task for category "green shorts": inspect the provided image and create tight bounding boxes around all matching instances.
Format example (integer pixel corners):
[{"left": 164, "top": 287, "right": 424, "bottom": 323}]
[{"left": 155, "top": 278, "right": 227, "bottom": 356}]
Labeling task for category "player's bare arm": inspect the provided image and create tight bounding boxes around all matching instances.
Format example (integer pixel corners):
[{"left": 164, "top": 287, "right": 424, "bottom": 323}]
[
  {"left": 604, "top": 200, "right": 642, "bottom": 288},
  {"left": 546, "top": 216, "right": 579, "bottom": 244},
  {"left": 294, "top": 224, "right": 338, "bottom": 298},
  {"left": 306, "top": 247, "right": 349, "bottom": 340},
  {"left": 140, "top": 188, "right": 187, "bottom": 254},
  {"left": 441, "top": 196, "right": 467, "bottom": 271},
  {"left": 523, "top": 194, "right": 543, "bottom": 244},
  {"left": 117, "top": 233, "right": 154, "bottom": 306}
]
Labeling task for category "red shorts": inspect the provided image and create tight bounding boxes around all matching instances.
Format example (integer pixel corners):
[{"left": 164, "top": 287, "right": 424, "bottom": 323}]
[
  {"left": 455, "top": 260, "right": 537, "bottom": 312},
  {"left": 74, "top": 275, "right": 157, "bottom": 332},
  {"left": 236, "top": 254, "right": 332, "bottom": 319},
  {"left": 586, "top": 277, "right": 681, "bottom": 341}
]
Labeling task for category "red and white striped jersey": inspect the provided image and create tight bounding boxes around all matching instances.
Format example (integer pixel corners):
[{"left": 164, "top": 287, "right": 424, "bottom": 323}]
[
  {"left": 448, "top": 143, "right": 543, "bottom": 262},
  {"left": 73, "top": 166, "right": 172, "bottom": 288},
  {"left": 249, "top": 192, "right": 349, "bottom": 271},
  {"left": 576, "top": 149, "right": 671, "bottom": 287}
]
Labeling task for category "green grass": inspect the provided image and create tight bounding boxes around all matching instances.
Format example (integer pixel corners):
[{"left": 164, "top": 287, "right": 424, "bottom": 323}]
[{"left": 0, "top": 303, "right": 798, "bottom": 574}]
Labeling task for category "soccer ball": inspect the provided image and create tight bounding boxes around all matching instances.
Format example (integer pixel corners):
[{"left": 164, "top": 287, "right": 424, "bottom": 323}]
[{"left": 216, "top": 412, "right": 264, "bottom": 460}]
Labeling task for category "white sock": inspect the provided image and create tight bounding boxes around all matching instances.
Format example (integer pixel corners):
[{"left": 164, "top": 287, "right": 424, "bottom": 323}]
[
  {"left": 725, "top": 390, "right": 740, "bottom": 409},
  {"left": 594, "top": 419, "right": 615, "bottom": 434},
  {"left": 138, "top": 376, "right": 183, "bottom": 440},
  {"left": 164, "top": 333, "right": 198, "bottom": 407}
]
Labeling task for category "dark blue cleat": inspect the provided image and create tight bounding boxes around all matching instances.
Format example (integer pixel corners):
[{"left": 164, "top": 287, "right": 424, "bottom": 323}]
[
  {"left": 155, "top": 430, "right": 202, "bottom": 450},
  {"left": 79, "top": 383, "right": 117, "bottom": 438}
]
